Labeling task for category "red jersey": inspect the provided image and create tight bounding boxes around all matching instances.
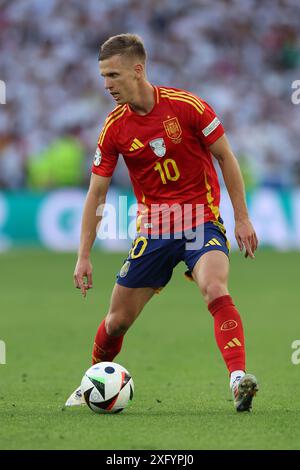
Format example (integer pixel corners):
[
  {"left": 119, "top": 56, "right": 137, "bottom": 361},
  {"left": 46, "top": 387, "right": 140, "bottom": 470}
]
[{"left": 92, "top": 86, "right": 225, "bottom": 234}]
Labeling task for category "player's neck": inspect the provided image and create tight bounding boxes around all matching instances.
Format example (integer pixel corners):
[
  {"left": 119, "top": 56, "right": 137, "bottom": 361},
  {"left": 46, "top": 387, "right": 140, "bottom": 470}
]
[{"left": 129, "top": 82, "right": 155, "bottom": 116}]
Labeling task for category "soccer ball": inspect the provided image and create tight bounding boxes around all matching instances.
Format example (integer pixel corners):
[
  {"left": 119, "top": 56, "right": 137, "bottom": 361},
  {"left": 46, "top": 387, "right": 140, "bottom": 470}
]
[{"left": 81, "top": 362, "right": 134, "bottom": 414}]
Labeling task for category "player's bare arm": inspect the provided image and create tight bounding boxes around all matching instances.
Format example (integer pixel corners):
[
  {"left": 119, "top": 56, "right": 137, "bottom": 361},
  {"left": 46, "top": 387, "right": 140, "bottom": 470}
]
[
  {"left": 74, "top": 174, "right": 111, "bottom": 297},
  {"left": 209, "top": 134, "right": 258, "bottom": 259}
]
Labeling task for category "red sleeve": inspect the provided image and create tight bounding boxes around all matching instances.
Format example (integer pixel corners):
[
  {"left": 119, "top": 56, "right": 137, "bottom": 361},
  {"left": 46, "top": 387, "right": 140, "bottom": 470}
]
[
  {"left": 192, "top": 100, "right": 225, "bottom": 146},
  {"left": 92, "top": 124, "right": 119, "bottom": 177}
]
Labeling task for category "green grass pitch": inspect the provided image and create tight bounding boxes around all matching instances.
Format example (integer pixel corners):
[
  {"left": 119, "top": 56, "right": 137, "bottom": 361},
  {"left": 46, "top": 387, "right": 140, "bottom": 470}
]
[{"left": 0, "top": 249, "right": 299, "bottom": 450}]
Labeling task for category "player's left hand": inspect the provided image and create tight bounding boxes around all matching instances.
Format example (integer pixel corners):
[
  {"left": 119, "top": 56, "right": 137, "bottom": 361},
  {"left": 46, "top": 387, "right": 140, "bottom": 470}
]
[{"left": 234, "top": 218, "right": 258, "bottom": 259}]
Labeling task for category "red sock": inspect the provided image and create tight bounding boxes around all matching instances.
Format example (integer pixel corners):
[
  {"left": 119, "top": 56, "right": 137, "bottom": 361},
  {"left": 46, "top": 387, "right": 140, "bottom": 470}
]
[
  {"left": 208, "top": 295, "right": 245, "bottom": 373},
  {"left": 92, "top": 319, "right": 124, "bottom": 365}
]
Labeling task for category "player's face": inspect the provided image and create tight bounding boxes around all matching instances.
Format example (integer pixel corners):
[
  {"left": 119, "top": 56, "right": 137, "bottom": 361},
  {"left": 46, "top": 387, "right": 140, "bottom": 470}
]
[{"left": 99, "top": 55, "right": 141, "bottom": 105}]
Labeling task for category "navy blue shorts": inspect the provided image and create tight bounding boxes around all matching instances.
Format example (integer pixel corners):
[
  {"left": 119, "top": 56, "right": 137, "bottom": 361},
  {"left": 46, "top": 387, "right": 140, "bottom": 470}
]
[{"left": 116, "top": 219, "right": 230, "bottom": 289}]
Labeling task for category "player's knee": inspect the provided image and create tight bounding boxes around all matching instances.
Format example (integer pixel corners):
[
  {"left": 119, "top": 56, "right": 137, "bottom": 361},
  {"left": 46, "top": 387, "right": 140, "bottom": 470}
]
[
  {"left": 105, "top": 313, "right": 132, "bottom": 336},
  {"left": 202, "top": 280, "right": 227, "bottom": 304}
]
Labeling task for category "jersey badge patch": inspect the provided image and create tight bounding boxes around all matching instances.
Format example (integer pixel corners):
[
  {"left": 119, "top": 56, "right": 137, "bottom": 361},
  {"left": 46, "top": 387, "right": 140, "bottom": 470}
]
[
  {"left": 93, "top": 147, "right": 102, "bottom": 166},
  {"left": 119, "top": 260, "right": 131, "bottom": 278},
  {"left": 202, "top": 117, "right": 220, "bottom": 137},
  {"left": 163, "top": 117, "right": 182, "bottom": 143},
  {"left": 149, "top": 138, "right": 166, "bottom": 157}
]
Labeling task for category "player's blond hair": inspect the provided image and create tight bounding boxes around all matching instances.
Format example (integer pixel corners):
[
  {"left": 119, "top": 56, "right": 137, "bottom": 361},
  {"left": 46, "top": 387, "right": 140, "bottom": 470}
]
[{"left": 98, "top": 33, "right": 146, "bottom": 63}]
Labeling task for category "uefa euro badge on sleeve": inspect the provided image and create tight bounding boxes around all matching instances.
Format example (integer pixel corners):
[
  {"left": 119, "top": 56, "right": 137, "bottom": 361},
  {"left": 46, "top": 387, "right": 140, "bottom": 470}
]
[
  {"left": 149, "top": 138, "right": 166, "bottom": 157},
  {"left": 93, "top": 147, "right": 102, "bottom": 166}
]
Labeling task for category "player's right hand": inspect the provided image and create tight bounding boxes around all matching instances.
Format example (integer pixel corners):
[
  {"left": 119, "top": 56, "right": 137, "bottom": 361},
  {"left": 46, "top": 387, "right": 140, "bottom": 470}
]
[{"left": 73, "top": 258, "right": 93, "bottom": 298}]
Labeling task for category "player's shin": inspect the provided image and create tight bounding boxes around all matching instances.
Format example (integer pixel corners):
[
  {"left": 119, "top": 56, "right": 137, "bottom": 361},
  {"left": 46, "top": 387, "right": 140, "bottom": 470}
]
[
  {"left": 92, "top": 318, "right": 124, "bottom": 364},
  {"left": 208, "top": 295, "right": 245, "bottom": 373}
]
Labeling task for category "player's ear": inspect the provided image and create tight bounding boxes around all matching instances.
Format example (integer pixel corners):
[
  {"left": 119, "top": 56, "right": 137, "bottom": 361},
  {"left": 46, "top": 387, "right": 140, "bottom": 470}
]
[{"left": 134, "top": 63, "right": 144, "bottom": 79}]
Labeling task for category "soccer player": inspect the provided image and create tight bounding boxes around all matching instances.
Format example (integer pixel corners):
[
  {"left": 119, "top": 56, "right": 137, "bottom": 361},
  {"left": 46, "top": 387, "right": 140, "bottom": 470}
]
[{"left": 66, "top": 34, "right": 259, "bottom": 412}]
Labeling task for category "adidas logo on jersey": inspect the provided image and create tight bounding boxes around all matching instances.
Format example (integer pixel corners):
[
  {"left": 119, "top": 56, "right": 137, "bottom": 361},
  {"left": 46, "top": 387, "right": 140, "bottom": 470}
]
[{"left": 129, "top": 138, "right": 144, "bottom": 151}]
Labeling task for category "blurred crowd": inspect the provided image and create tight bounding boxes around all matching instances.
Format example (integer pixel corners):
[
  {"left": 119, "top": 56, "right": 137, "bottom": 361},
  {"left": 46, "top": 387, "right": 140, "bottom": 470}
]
[{"left": 0, "top": 0, "right": 300, "bottom": 190}]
